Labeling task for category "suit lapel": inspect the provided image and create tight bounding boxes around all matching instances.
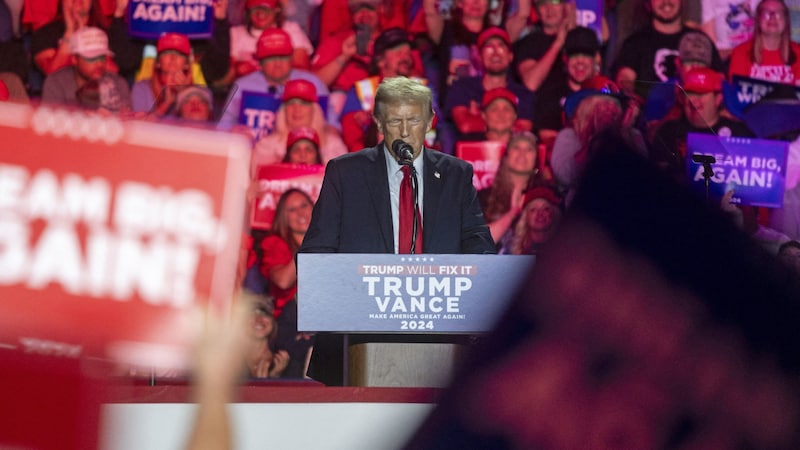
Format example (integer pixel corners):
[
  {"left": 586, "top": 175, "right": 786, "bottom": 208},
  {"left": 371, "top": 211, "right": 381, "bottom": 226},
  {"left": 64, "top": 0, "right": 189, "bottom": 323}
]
[
  {"left": 365, "top": 143, "right": 395, "bottom": 252},
  {"left": 423, "top": 149, "right": 445, "bottom": 245}
]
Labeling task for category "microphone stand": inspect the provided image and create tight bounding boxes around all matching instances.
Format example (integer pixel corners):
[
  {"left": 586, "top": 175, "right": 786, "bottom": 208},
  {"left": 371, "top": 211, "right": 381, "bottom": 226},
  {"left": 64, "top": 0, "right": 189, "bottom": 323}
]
[
  {"left": 701, "top": 161, "right": 714, "bottom": 202},
  {"left": 409, "top": 165, "right": 420, "bottom": 254}
]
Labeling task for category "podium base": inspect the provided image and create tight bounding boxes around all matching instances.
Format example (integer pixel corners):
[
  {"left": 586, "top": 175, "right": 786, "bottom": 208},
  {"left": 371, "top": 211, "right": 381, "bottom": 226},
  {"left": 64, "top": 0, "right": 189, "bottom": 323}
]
[{"left": 348, "top": 342, "right": 463, "bottom": 387}]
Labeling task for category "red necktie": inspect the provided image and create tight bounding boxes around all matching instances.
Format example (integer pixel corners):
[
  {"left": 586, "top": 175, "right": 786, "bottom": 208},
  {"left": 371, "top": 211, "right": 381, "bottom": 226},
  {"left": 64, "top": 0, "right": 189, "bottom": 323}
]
[{"left": 399, "top": 166, "right": 423, "bottom": 254}]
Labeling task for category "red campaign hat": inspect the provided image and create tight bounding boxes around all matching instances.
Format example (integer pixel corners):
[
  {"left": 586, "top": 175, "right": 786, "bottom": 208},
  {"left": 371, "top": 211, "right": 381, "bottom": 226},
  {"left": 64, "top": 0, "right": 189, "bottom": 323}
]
[
  {"left": 247, "top": 0, "right": 279, "bottom": 8},
  {"left": 287, "top": 126, "right": 321, "bottom": 149},
  {"left": 157, "top": 32, "right": 191, "bottom": 56},
  {"left": 523, "top": 185, "right": 562, "bottom": 207},
  {"left": 481, "top": 87, "right": 518, "bottom": 109},
  {"left": 348, "top": 0, "right": 380, "bottom": 12},
  {"left": 681, "top": 67, "right": 723, "bottom": 94},
  {"left": 282, "top": 79, "right": 318, "bottom": 102},
  {"left": 256, "top": 28, "right": 293, "bottom": 60},
  {"left": 581, "top": 75, "right": 619, "bottom": 93},
  {"left": 477, "top": 26, "right": 511, "bottom": 49},
  {"left": 0, "top": 80, "right": 8, "bottom": 101}
]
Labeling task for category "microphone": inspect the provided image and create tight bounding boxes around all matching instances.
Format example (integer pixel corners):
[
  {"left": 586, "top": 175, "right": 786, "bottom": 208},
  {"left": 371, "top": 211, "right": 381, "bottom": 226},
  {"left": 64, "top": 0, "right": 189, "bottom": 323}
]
[
  {"left": 391, "top": 140, "right": 415, "bottom": 166},
  {"left": 692, "top": 154, "right": 716, "bottom": 164}
]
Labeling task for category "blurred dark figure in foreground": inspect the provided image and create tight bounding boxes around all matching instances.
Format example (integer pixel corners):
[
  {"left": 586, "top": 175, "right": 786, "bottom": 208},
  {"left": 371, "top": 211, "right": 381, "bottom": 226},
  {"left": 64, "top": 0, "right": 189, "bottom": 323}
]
[
  {"left": 777, "top": 240, "right": 800, "bottom": 275},
  {"left": 405, "top": 131, "right": 800, "bottom": 449}
]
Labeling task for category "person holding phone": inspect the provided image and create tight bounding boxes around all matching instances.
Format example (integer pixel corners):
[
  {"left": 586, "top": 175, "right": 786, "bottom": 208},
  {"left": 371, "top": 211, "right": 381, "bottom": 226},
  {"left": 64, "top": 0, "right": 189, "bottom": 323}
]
[{"left": 312, "top": 0, "right": 425, "bottom": 124}]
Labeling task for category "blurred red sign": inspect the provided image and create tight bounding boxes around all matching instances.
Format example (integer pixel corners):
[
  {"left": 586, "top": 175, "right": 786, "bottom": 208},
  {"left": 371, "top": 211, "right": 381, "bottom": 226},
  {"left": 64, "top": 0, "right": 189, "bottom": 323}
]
[
  {"left": 456, "top": 141, "right": 505, "bottom": 190},
  {"left": 0, "top": 104, "right": 250, "bottom": 370},
  {"left": 251, "top": 163, "right": 324, "bottom": 230}
]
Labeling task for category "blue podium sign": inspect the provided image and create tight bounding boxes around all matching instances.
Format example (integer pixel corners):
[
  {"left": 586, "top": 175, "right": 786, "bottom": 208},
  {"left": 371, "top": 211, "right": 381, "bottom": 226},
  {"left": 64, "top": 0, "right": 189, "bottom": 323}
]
[{"left": 297, "top": 254, "right": 534, "bottom": 333}]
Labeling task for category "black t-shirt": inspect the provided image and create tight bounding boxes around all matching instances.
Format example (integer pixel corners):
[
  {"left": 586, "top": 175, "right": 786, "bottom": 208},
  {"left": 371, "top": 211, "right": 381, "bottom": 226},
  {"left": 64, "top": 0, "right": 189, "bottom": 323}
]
[
  {"left": 612, "top": 26, "right": 723, "bottom": 99},
  {"left": 513, "top": 31, "right": 559, "bottom": 85},
  {"left": 651, "top": 115, "right": 754, "bottom": 180},
  {"left": 437, "top": 21, "right": 481, "bottom": 107},
  {"left": 533, "top": 73, "right": 575, "bottom": 132}
]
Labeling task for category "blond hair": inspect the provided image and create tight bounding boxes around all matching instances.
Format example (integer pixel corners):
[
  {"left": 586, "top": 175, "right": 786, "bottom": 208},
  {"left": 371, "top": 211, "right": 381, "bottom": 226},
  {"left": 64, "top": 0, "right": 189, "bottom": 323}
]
[{"left": 373, "top": 77, "right": 434, "bottom": 121}]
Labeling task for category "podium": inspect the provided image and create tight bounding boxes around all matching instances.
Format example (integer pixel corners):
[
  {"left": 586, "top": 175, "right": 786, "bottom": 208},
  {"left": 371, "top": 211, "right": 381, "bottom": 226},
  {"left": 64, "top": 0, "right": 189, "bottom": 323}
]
[{"left": 297, "top": 254, "right": 534, "bottom": 387}]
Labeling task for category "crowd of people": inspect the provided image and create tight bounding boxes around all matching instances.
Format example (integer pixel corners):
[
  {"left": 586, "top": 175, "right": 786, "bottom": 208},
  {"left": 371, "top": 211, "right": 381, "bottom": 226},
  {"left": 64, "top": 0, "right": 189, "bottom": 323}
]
[{"left": 3, "top": 0, "right": 800, "bottom": 382}]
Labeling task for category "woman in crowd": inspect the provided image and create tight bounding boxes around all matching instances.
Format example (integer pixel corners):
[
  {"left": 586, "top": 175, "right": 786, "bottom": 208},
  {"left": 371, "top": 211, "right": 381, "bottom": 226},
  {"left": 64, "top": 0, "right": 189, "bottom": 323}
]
[
  {"left": 728, "top": 0, "right": 800, "bottom": 84},
  {"left": 252, "top": 79, "right": 347, "bottom": 167},
  {"left": 551, "top": 81, "right": 646, "bottom": 205},
  {"left": 424, "top": 0, "right": 492, "bottom": 104},
  {"left": 227, "top": 0, "right": 313, "bottom": 83},
  {"left": 497, "top": 185, "right": 563, "bottom": 255},
  {"left": 260, "top": 188, "right": 312, "bottom": 317},
  {"left": 32, "top": 0, "right": 109, "bottom": 75},
  {"left": 174, "top": 86, "right": 214, "bottom": 122},
  {"left": 259, "top": 188, "right": 315, "bottom": 377},
  {"left": 478, "top": 131, "right": 543, "bottom": 243},
  {"left": 245, "top": 295, "right": 289, "bottom": 378},
  {"left": 282, "top": 126, "right": 324, "bottom": 165}
]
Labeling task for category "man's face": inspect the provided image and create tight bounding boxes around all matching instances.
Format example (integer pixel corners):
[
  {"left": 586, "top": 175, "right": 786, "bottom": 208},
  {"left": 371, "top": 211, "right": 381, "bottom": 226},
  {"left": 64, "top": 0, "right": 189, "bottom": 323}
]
[
  {"left": 351, "top": 6, "right": 379, "bottom": 28},
  {"left": 74, "top": 55, "right": 106, "bottom": 82},
  {"left": 566, "top": 53, "right": 596, "bottom": 85},
  {"left": 379, "top": 44, "right": 415, "bottom": 77},
  {"left": 261, "top": 56, "right": 292, "bottom": 83},
  {"left": 284, "top": 99, "right": 314, "bottom": 129},
  {"left": 482, "top": 99, "right": 517, "bottom": 134},
  {"left": 537, "top": 1, "right": 567, "bottom": 30},
  {"left": 480, "top": 38, "right": 513, "bottom": 75},
  {"left": 684, "top": 91, "right": 721, "bottom": 128},
  {"left": 651, "top": 0, "right": 681, "bottom": 23},
  {"left": 374, "top": 101, "right": 433, "bottom": 160}
]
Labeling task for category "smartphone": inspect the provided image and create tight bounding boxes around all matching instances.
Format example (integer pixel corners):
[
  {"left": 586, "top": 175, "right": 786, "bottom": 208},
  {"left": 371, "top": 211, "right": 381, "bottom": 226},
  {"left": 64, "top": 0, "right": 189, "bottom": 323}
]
[{"left": 354, "top": 24, "right": 371, "bottom": 56}]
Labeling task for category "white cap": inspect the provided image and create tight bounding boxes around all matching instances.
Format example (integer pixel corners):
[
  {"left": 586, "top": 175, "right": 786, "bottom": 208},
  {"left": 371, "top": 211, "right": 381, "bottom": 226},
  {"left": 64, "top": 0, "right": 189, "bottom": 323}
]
[{"left": 70, "top": 27, "right": 113, "bottom": 58}]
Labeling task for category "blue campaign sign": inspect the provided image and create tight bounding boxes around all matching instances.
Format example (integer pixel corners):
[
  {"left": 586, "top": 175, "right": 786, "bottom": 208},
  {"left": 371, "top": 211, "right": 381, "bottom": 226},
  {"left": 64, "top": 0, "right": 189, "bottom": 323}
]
[
  {"left": 686, "top": 133, "right": 789, "bottom": 208},
  {"left": 239, "top": 91, "right": 330, "bottom": 140},
  {"left": 297, "top": 254, "right": 534, "bottom": 333},
  {"left": 723, "top": 75, "right": 800, "bottom": 120},
  {"left": 128, "top": 0, "right": 214, "bottom": 40},
  {"left": 239, "top": 91, "right": 282, "bottom": 140},
  {"left": 575, "top": 0, "right": 604, "bottom": 39}
]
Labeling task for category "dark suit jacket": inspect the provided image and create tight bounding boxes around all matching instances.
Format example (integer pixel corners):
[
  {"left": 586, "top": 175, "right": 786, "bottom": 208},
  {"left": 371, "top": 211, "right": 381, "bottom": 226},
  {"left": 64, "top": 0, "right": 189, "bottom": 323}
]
[
  {"left": 297, "top": 143, "right": 494, "bottom": 385},
  {"left": 299, "top": 143, "right": 495, "bottom": 254}
]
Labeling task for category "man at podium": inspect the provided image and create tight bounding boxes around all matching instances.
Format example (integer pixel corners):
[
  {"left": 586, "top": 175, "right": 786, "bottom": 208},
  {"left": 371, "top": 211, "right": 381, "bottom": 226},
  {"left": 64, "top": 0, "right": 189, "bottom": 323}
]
[
  {"left": 300, "top": 76, "right": 494, "bottom": 255},
  {"left": 298, "top": 77, "right": 495, "bottom": 384}
]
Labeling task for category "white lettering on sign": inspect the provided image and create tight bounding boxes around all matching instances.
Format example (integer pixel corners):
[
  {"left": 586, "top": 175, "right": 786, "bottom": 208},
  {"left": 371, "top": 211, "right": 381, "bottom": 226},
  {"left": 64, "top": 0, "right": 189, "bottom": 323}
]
[
  {"left": 0, "top": 163, "right": 226, "bottom": 307},
  {"left": 132, "top": 3, "right": 208, "bottom": 22},
  {"left": 373, "top": 296, "right": 460, "bottom": 313},
  {"left": 19, "top": 337, "right": 83, "bottom": 358},
  {"left": 31, "top": 107, "right": 124, "bottom": 144},
  {"left": 243, "top": 108, "right": 276, "bottom": 130},
  {"left": 362, "top": 276, "right": 472, "bottom": 296}
]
